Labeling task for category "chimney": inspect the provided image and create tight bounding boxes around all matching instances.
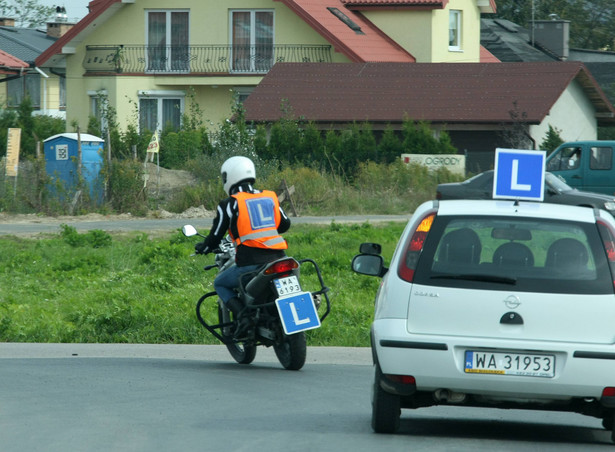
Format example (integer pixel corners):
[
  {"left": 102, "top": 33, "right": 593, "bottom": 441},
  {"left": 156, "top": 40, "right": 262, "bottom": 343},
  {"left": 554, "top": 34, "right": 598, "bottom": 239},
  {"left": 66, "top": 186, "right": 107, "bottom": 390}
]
[
  {"left": 533, "top": 19, "right": 570, "bottom": 60},
  {"left": 0, "top": 17, "right": 16, "bottom": 27},
  {"left": 47, "top": 7, "right": 74, "bottom": 38}
]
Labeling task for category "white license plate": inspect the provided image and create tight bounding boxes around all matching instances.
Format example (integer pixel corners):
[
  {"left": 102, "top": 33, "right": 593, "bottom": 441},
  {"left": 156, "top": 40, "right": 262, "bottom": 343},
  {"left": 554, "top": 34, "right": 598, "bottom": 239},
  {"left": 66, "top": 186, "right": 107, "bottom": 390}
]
[
  {"left": 274, "top": 275, "right": 302, "bottom": 297},
  {"left": 464, "top": 351, "right": 555, "bottom": 378}
]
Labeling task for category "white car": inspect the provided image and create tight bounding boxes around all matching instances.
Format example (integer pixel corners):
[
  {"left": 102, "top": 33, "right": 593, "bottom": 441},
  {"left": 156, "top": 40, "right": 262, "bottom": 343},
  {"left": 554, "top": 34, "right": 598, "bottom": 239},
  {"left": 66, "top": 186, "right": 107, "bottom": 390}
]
[{"left": 352, "top": 199, "right": 615, "bottom": 442}]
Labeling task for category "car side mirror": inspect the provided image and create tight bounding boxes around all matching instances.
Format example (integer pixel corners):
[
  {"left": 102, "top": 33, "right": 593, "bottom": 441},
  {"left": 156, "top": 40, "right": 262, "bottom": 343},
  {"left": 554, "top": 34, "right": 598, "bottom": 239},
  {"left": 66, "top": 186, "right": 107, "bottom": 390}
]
[
  {"left": 352, "top": 254, "right": 387, "bottom": 277},
  {"left": 359, "top": 242, "right": 382, "bottom": 255}
]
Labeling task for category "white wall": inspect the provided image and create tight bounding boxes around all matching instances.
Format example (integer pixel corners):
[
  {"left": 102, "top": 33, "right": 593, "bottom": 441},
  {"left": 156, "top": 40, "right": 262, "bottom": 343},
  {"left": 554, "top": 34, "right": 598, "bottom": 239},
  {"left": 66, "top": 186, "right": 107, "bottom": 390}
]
[{"left": 531, "top": 79, "right": 598, "bottom": 146}]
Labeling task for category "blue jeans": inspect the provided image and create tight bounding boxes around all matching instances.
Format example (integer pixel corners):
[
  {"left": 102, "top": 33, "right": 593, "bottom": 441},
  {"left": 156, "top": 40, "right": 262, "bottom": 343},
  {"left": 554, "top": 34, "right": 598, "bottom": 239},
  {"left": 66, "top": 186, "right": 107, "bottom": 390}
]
[{"left": 214, "top": 264, "right": 260, "bottom": 303}]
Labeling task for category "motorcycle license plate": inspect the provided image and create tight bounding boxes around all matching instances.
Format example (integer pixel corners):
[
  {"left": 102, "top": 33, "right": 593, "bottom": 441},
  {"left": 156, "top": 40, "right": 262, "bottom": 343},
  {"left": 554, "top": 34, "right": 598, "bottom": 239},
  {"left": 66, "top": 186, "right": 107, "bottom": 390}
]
[{"left": 274, "top": 275, "right": 301, "bottom": 297}]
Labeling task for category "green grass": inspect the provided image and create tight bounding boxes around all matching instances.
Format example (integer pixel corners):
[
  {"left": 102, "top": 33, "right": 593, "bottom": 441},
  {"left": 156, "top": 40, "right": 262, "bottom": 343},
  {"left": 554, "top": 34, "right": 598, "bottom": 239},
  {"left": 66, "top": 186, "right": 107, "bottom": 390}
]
[{"left": 0, "top": 222, "right": 406, "bottom": 346}]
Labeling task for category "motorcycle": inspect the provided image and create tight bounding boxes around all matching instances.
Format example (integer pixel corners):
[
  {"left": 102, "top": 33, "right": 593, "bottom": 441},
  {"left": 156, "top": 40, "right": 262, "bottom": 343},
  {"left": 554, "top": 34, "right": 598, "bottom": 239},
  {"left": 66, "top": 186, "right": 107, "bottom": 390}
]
[{"left": 182, "top": 225, "right": 331, "bottom": 370}]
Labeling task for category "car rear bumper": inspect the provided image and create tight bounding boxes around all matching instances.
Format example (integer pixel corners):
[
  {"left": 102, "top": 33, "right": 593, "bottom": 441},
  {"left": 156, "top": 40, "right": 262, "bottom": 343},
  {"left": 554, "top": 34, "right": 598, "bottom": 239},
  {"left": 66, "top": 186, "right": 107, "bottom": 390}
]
[{"left": 373, "top": 319, "right": 615, "bottom": 402}]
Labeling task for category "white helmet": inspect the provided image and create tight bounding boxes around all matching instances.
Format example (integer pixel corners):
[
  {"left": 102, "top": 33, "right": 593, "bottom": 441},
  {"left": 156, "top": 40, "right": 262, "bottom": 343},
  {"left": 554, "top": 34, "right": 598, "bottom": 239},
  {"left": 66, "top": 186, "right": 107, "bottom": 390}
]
[{"left": 221, "top": 156, "right": 256, "bottom": 195}]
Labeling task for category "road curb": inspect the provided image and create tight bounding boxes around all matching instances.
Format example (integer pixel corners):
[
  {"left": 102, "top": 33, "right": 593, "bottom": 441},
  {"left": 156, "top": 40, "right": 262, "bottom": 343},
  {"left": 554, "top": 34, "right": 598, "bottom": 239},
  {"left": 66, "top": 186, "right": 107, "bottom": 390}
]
[{"left": 0, "top": 343, "right": 372, "bottom": 365}]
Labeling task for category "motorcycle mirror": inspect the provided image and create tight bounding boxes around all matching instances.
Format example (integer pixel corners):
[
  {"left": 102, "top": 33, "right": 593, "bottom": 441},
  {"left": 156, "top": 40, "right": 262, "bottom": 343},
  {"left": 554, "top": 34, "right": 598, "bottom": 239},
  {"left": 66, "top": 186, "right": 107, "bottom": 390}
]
[{"left": 182, "top": 225, "right": 198, "bottom": 237}]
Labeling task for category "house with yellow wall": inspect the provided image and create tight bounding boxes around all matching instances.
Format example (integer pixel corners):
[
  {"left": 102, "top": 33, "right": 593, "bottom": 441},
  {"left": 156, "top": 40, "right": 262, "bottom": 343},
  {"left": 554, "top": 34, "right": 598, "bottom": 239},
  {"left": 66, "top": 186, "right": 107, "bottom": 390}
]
[
  {"left": 35, "top": 0, "right": 496, "bottom": 134},
  {"left": 0, "top": 16, "right": 71, "bottom": 118}
]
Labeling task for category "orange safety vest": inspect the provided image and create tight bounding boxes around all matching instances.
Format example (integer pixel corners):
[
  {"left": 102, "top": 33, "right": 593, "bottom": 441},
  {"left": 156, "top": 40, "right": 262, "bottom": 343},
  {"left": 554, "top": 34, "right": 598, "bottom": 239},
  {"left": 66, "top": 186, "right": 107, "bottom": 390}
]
[{"left": 231, "top": 191, "right": 288, "bottom": 250}]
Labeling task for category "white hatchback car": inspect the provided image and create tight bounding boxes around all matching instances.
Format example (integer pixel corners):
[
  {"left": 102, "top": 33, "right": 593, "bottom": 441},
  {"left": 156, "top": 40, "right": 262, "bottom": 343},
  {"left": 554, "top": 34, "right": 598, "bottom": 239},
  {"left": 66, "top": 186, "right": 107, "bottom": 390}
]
[{"left": 352, "top": 199, "right": 615, "bottom": 442}]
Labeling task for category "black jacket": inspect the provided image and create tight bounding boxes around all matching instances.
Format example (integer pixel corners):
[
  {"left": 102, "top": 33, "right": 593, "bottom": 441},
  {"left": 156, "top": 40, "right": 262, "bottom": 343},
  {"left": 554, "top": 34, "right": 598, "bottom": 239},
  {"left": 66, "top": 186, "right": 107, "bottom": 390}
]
[{"left": 200, "top": 183, "right": 291, "bottom": 266}]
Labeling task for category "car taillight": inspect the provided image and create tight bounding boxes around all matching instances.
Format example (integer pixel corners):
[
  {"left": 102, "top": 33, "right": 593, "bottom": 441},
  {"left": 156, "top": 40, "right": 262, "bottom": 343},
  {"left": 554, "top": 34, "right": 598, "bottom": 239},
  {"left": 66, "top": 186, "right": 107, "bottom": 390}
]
[
  {"left": 264, "top": 258, "right": 299, "bottom": 275},
  {"left": 385, "top": 374, "right": 416, "bottom": 385},
  {"left": 398, "top": 211, "right": 436, "bottom": 282},
  {"left": 602, "top": 387, "right": 615, "bottom": 397},
  {"left": 597, "top": 219, "right": 615, "bottom": 289}
]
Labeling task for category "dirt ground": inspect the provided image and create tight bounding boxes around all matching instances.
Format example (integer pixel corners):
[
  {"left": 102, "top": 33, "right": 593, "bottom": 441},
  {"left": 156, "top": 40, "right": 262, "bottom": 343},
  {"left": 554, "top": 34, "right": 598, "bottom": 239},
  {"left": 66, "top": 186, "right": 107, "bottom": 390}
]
[{"left": 0, "top": 163, "right": 215, "bottom": 224}]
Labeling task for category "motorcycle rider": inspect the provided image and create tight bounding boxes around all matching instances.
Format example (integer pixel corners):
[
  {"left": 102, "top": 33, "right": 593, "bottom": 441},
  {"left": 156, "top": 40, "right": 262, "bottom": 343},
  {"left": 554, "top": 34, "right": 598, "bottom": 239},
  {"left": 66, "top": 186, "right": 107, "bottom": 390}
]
[{"left": 195, "top": 156, "right": 291, "bottom": 337}]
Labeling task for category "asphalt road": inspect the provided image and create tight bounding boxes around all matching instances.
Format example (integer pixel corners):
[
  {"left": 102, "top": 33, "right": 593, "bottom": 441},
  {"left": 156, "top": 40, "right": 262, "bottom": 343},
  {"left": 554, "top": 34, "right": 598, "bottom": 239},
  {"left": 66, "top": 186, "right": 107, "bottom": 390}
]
[
  {"left": 0, "top": 215, "right": 410, "bottom": 236},
  {"left": 0, "top": 344, "right": 612, "bottom": 452}
]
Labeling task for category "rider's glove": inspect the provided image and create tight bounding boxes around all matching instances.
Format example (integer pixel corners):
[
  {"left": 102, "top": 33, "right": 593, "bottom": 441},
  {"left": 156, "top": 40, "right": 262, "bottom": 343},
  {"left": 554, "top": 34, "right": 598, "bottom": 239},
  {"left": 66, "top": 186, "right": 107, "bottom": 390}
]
[{"left": 195, "top": 241, "right": 208, "bottom": 255}]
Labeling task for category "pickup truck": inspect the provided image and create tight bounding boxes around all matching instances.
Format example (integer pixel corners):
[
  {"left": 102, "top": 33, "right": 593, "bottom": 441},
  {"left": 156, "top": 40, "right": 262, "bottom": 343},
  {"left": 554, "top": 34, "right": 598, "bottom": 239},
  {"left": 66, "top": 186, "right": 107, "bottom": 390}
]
[{"left": 545, "top": 140, "right": 615, "bottom": 195}]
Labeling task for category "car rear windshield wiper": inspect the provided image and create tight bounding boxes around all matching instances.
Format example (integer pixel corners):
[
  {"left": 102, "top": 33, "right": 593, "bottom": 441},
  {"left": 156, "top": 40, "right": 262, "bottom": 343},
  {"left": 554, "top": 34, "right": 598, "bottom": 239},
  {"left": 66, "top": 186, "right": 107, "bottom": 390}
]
[{"left": 431, "top": 274, "right": 518, "bottom": 285}]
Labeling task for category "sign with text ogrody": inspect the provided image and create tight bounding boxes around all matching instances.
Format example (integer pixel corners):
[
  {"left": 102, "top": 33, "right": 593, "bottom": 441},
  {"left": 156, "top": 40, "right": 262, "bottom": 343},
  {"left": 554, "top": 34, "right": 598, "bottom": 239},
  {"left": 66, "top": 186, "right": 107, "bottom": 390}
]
[
  {"left": 493, "top": 148, "right": 546, "bottom": 201},
  {"left": 401, "top": 154, "right": 465, "bottom": 175}
]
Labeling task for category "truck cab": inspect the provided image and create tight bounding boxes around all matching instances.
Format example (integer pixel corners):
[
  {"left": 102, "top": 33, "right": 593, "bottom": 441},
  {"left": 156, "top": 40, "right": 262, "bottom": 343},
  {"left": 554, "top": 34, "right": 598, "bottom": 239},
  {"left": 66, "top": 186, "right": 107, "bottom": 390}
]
[{"left": 546, "top": 141, "right": 615, "bottom": 195}]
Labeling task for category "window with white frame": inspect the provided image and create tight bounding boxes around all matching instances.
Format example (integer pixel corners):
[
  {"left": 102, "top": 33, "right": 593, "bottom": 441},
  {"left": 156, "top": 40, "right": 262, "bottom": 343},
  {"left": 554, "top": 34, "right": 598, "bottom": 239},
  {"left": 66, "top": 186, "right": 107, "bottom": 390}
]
[
  {"left": 89, "top": 90, "right": 108, "bottom": 134},
  {"left": 59, "top": 72, "right": 66, "bottom": 110},
  {"left": 230, "top": 10, "right": 274, "bottom": 73},
  {"left": 449, "top": 10, "right": 462, "bottom": 51},
  {"left": 146, "top": 10, "right": 189, "bottom": 72},
  {"left": 138, "top": 91, "right": 184, "bottom": 132}
]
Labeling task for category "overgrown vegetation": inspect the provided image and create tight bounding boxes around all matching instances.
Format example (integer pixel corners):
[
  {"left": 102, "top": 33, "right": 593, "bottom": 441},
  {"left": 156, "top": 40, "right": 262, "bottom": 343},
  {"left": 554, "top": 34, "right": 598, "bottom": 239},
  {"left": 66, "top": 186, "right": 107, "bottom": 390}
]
[
  {"left": 0, "top": 222, "right": 404, "bottom": 346},
  {"left": 2, "top": 94, "right": 612, "bottom": 217},
  {"left": 1, "top": 97, "right": 465, "bottom": 217}
]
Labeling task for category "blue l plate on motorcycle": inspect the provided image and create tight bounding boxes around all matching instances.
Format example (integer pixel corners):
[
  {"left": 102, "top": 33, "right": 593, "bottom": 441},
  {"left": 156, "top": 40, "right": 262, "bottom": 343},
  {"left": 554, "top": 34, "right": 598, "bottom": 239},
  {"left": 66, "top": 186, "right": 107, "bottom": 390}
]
[{"left": 275, "top": 291, "right": 321, "bottom": 335}]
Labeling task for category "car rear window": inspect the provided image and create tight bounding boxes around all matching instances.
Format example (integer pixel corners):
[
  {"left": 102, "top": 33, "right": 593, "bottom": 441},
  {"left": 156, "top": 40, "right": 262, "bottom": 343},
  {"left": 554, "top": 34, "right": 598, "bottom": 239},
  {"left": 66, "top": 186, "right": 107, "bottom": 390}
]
[{"left": 413, "top": 215, "right": 613, "bottom": 294}]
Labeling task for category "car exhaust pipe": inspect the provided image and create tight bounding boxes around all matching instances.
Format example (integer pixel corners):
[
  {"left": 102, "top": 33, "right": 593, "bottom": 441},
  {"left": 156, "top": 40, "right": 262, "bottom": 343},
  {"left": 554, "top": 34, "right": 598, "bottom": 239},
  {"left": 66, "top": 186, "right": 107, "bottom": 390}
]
[{"left": 434, "top": 389, "right": 467, "bottom": 404}]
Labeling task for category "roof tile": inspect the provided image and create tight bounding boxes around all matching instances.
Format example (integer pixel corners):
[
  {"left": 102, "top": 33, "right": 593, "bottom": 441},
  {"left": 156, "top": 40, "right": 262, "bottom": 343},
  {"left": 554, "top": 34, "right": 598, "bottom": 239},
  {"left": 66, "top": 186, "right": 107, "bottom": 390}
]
[
  {"left": 341, "top": 0, "right": 445, "bottom": 6},
  {"left": 0, "top": 49, "right": 28, "bottom": 69},
  {"left": 243, "top": 62, "right": 614, "bottom": 125},
  {"left": 279, "top": 0, "right": 415, "bottom": 62}
]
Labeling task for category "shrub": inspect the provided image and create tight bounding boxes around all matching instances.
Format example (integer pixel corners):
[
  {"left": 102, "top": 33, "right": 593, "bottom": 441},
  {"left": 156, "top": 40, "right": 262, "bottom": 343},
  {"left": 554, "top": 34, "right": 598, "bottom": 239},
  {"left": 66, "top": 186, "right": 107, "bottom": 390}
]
[{"left": 108, "top": 159, "right": 147, "bottom": 216}]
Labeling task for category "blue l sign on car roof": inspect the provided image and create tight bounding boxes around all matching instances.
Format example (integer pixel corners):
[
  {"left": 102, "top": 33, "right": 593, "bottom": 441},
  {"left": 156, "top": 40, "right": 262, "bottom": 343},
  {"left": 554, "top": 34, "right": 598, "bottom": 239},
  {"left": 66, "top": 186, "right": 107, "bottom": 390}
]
[{"left": 493, "top": 148, "right": 546, "bottom": 201}]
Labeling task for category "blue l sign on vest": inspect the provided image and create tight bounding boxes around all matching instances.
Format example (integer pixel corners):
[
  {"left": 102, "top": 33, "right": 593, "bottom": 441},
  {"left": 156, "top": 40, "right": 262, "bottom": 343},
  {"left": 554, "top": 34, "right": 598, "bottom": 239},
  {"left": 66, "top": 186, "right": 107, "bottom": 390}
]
[
  {"left": 246, "top": 198, "right": 276, "bottom": 230},
  {"left": 493, "top": 148, "right": 546, "bottom": 201},
  {"left": 275, "top": 292, "right": 321, "bottom": 335}
]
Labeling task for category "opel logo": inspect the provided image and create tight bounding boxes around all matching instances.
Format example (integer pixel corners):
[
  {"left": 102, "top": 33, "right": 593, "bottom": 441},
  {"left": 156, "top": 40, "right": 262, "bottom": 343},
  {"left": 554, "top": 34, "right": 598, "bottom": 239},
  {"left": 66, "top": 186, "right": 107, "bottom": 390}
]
[{"left": 504, "top": 295, "right": 521, "bottom": 309}]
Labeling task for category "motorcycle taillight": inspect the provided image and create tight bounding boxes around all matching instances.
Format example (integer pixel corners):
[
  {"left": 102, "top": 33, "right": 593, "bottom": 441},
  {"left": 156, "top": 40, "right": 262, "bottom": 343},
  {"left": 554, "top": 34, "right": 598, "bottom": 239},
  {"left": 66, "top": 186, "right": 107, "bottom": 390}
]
[{"left": 264, "top": 259, "right": 299, "bottom": 275}]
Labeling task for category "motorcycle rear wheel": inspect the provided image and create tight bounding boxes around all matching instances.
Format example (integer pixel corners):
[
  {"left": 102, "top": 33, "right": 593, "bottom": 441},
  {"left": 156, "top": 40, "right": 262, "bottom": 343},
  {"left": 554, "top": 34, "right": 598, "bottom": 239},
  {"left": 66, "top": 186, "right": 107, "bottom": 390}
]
[
  {"left": 218, "top": 304, "right": 256, "bottom": 365},
  {"left": 274, "top": 331, "right": 306, "bottom": 371}
]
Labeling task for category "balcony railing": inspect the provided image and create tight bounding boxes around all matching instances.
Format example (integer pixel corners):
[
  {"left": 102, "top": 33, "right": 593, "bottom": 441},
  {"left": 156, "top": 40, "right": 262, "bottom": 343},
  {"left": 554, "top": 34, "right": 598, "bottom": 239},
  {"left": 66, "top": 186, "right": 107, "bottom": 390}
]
[{"left": 83, "top": 44, "right": 332, "bottom": 74}]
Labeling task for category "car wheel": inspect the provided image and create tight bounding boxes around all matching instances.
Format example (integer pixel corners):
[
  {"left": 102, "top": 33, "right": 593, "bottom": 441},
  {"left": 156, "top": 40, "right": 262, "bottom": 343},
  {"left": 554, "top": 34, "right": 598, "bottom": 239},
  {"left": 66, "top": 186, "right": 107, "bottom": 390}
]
[
  {"left": 607, "top": 415, "right": 615, "bottom": 444},
  {"left": 371, "top": 364, "right": 401, "bottom": 433}
]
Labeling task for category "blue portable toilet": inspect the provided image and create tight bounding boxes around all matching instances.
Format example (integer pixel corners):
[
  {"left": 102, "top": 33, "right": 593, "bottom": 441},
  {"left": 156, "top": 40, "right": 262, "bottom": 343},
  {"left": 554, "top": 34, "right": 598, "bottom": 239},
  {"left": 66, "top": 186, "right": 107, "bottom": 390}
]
[{"left": 44, "top": 133, "right": 104, "bottom": 202}]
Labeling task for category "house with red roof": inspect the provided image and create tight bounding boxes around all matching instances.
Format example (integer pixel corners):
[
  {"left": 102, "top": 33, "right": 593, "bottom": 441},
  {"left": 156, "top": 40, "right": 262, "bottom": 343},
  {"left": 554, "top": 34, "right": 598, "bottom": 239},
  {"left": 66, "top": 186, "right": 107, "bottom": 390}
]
[
  {"left": 242, "top": 61, "right": 615, "bottom": 171},
  {"left": 35, "top": 0, "right": 496, "bottom": 135},
  {"left": 0, "top": 49, "right": 28, "bottom": 75},
  {"left": 0, "top": 14, "right": 73, "bottom": 118}
]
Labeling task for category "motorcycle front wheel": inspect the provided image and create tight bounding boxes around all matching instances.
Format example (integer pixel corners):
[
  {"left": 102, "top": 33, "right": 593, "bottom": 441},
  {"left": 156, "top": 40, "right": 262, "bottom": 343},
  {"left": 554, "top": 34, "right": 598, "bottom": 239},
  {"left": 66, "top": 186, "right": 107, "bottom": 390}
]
[
  {"left": 274, "top": 331, "right": 306, "bottom": 371},
  {"left": 218, "top": 304, "right": 256, "bottom": 365}
]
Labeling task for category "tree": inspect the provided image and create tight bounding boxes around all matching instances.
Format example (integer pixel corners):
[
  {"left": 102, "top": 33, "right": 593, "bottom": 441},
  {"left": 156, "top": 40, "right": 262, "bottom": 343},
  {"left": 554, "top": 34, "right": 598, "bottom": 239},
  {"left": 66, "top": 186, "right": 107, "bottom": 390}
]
[
  {"left": 539, "top": 125, "right": 565, "bottom": 153},
  {"left": 494, "top": 0, "right": 615, "bottom": 51},
  {"left": 0, "top": 0, "right": 55, "bottom": 28},
  {"left": 377, "top": 125, "right": 403, "bottom": 163}
]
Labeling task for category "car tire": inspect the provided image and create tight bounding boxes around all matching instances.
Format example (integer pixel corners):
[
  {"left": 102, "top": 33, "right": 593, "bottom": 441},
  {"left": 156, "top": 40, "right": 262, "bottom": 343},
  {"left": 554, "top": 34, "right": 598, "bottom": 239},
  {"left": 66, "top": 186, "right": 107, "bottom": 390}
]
[
  {"left": 607, "top": 415, "right": 615, "bottom": 444},
  {"left": 371, "top": 364, "right": 401, "bottom": 433}
]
